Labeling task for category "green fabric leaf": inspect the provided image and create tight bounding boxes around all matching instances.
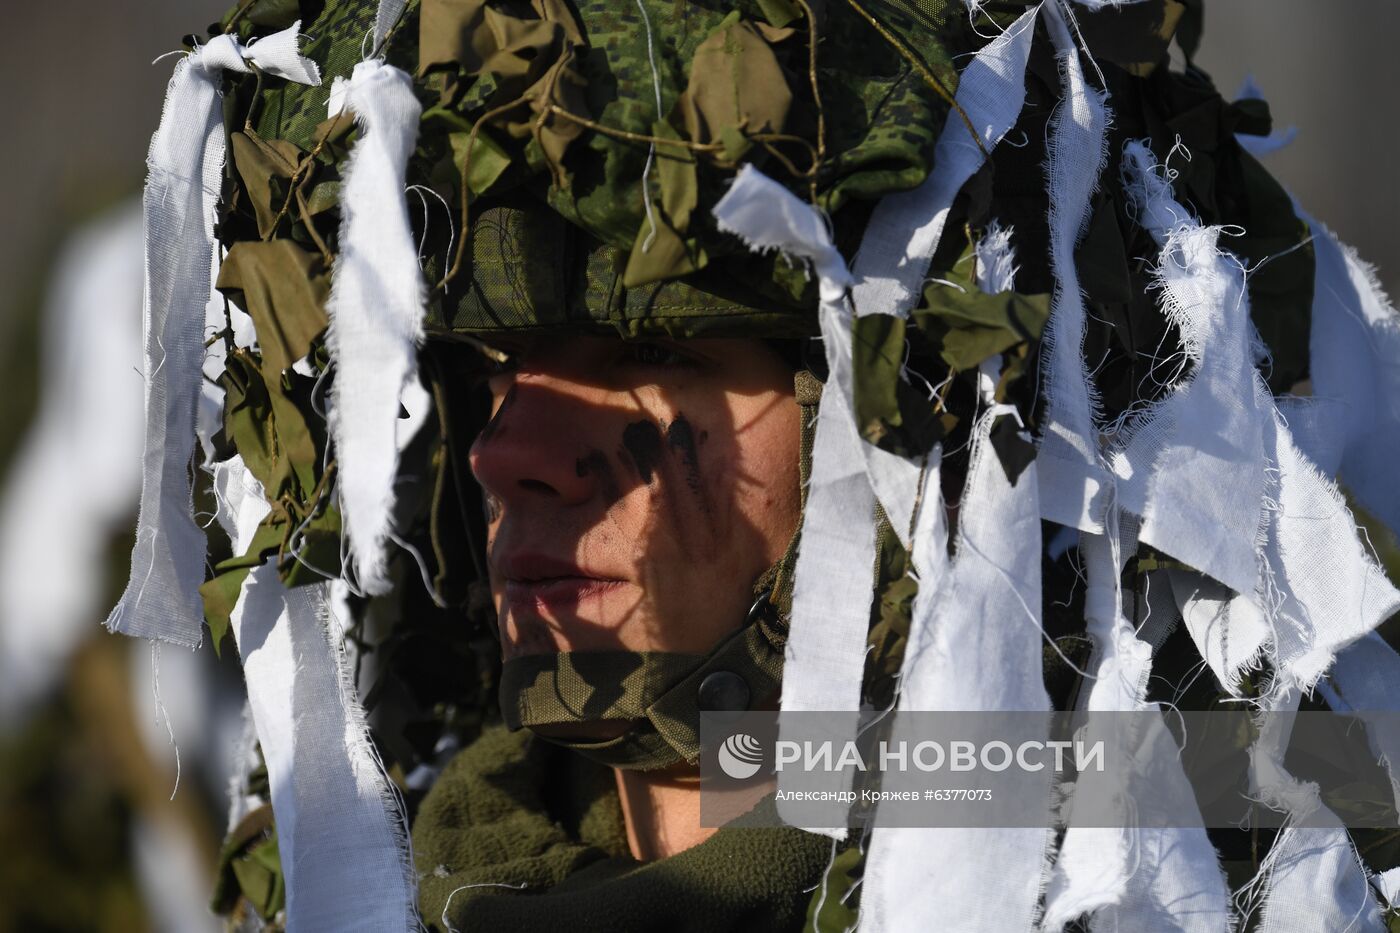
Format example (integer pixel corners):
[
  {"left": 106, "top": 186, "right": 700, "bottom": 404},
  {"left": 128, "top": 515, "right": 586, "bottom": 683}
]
[
  {"left": 303, "top": 179, "right": 341, "bottom": 216},
  {"left": 219, "top": 347, "right": 326, "bottom": 515},
  {"left": 230, "top": 834, "right": 285, "bottom": 920},
  {"left": 417, "top": 0, "right": 589, "bottom": 189},
  {"left": 229, "top": 131, "right": 305, "bottom": 240},
  {"left": 914, "top": 281, "right": 1051, "bottom": 372},
  {"left": 755, "top": 0, "right": 801, "bottom": 29},
  {"left": 217, "top": 240, "right": 331, "bottom": 377},
  {"left": 678, "top": 13, "right": 792, "bottom": 155},
  {"left": 242, "top": 0, "right": 307, "bottom": 30},
  {"left": 220, "top": 351, "right": 279, "bottom": 495},
  {"left": 200, "top": 520, "right": 283, "bottom": 656},
  {"left": 423, "top": 106, "right": 515, "bottom": 200},
  {"left": 805, "top": 843, "right": 863, "bottom": 931},
  {"left": 279, "top": 503, "right": 343, "bottom": 588},
  {"left": 212, "top": 803, "right": 279, "bottom": 915},
  {"left": 622, "top": 121, "right": 707, "bottom": 288},
  {"left": 451, "top": 127, "right": 513, "bottom": 198},
  {"left": 851, "top": 312, "right": 945, "bottom": 457}
]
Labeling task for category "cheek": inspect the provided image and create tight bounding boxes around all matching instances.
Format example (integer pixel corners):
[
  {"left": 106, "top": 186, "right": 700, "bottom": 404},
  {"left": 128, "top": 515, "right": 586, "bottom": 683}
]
[{"left": 715, "top": 393, "right": 803, "bottom": 566}]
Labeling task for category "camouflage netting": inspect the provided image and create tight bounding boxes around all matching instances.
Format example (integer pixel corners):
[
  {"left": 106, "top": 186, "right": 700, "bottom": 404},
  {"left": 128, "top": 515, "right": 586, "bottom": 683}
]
[{"left": 131, "top": 0, "right": 1400, "bottom": 928}]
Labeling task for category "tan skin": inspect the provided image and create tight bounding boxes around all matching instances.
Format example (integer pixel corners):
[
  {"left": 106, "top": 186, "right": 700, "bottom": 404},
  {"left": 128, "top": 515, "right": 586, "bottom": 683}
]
[{"left": 469, "top": 335, "right": 802, "bottom": 860}]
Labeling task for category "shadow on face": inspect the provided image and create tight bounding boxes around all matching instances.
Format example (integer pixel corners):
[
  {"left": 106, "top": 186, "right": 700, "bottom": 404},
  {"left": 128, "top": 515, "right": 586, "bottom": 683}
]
[{"left": 468, "top": 335, "right": 802, "bottom": 664}]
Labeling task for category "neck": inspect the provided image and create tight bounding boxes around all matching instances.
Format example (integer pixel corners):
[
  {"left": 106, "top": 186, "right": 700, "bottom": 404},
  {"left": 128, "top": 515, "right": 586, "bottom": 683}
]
[{"left": 614, "top": 764, "right": 717, "bottom": 861}]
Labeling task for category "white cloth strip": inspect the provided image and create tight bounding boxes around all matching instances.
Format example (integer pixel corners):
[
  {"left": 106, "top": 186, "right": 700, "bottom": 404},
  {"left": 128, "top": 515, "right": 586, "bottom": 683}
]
[
  {"left": 1165, "top": 567, "right": 1270, "bottom": 697},
  {"left": 1115, "top": 141, "right": 1400, "bottom": 694},
  {"left": 714, "top": 166, "right": 873, "bottom": 838},
  {"left": 1033, "top": 1, "right": 1113, "bottom": 535},
  {"left": 1066, "top": 0, "right": 1153, "bottom": 8},
  {"left": 1043, "top": 526, "right": 1232, "bottom": 933},
  {"left": 373, "top": 0, "right": 409, "bottom": 52},
  {"left": 1246, "top": 686, "right": 1384, "bottom": 933},
  {"left": 974, "top": 220, "right": 1019, "bottom": 294},
  {"left": 1112, "top": 141, "right": 1267, "bottom": 599},
  {"left": 1288, "top": 216, "right": 1400, "bottom": 539},
  {"left": 107, "top": 23, "right": 320, "bottom": 648},
  {"left": 325, "top": 60, "right": 427, "bottom": 595},
  {"left": 863, "top": 405, "right": 1050, "bottom": 933},
  {"left": 1255, "top": 403, "right": 1400, "bottom": 690},
  {"left": 219, "top": 457, "right": 419, "bottom": 932},
  {"left": 850, "top": 5, "right": 1039, "bottom": 319}
]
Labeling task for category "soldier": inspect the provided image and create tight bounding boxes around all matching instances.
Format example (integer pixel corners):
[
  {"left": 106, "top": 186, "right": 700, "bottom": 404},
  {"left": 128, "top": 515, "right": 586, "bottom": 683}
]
[{"left": 106, "top": 0, "right": 1400, "bottom": 929}]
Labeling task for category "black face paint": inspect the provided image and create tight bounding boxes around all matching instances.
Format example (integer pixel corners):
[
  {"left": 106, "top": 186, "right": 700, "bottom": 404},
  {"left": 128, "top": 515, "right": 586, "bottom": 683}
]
[
  {"left": 621, "top": 420, "right": 664, "bottom": 483},
  {"left": 477, "top": 384, "right": 516, "bottom": 443},
  {"left": 576, "top": 449, "right": 622, "bottom": 505},
  {"left": 666, "top": 415, "right": 707, "bottom": 507}
]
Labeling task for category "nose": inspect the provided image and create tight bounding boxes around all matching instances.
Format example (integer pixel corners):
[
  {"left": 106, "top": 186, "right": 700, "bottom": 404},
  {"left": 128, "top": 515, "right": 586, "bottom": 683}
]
[{"left": 468, "top": 372, "right": 601, "bottom": 510}]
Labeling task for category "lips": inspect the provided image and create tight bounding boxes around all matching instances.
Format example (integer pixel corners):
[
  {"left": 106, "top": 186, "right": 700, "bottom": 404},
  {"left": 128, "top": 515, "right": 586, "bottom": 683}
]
[{"left": 496, "top": 552, "right": 626, "bottom": 612}]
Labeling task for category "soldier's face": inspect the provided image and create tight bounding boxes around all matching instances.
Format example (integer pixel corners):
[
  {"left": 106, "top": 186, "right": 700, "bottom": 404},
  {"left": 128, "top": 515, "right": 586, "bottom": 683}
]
[{"left": 470, "top": 336, "right": 802, "bottom": 661}]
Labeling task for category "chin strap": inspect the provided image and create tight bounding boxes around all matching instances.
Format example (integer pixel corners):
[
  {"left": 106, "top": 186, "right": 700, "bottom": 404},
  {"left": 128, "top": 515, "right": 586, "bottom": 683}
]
[{"left": 500, "top": 588, "right": 787, "bottom": 771}]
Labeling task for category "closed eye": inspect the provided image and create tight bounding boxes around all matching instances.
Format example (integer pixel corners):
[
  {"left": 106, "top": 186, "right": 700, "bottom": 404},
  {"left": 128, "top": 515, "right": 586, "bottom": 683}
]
[{"left": 621, "top": 341, "right": 700, "bottom": 369}]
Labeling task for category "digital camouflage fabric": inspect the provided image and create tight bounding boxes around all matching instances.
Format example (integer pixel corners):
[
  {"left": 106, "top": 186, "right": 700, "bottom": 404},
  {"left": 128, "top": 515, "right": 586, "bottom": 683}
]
[{"left": 185, "top": 0, "right": 1400, "bottom": 929}]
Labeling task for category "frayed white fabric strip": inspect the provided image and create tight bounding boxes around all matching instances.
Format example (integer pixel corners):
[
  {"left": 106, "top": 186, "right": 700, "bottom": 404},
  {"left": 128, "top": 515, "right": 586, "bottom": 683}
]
[
  {"left": 325, "top": 60, "right": 426, "bottom": 596},
  {"left": 1165, "top": 567, "right": 1270, "bottom": 696},
  {"left": 1043, "top": 526, "right": 1232, "bottom": 933},
  {"left": 1047, "top": 518, "right": 1232, "bottom": 924},
  {"left": 1113, "top": 142, "right": 1266, "bottom": 599},
  {"left": 1243, "top": 686, "right": 1384, "bottom": 933},
  {"left": 107, "top": 23, "right": 320, "bottom": 648},
  {"left": 864, "top": 404, "right": 1051, "bottom": 933},
  {"left": 1065, "top": 0, "right": 1153, "bottom": 8},
  {"left": 1098, "top": 154, "right": 1399, "bottom": 933},
  {"left": 712, "top": 165, "right": 850, "bottom": 300},
  {"left": 1033, "top": 1, "right": 1113, "bottom": 534},
  {"left": 219, "top": 457, "right": 419, "bottom": 932},
  {"left": 1289, "top": 217, "right": 1400, "bottom": 539},
  {"left": 1115, "top": 141, "right": 1400, "bottom": 694},
  {"left": 1255, "top": 406, "right": 1400, "bottom": 690},
  {"left": 373, "top": 0, "right": 408, "bottom": 50},
  {"left": 975, "top": 220, "right": 1019, "bottom": 295},
  {"left": 715, "top": 166, "right": 871, "bottom": 838},
  {"left": 850, "top": 5, "right": 1038, "bottom": 318}
]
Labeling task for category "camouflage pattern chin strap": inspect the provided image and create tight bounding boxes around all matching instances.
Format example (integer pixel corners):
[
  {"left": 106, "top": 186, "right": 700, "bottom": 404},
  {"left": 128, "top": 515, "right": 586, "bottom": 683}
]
[
  {"left": 497, "top": 369, "right": 822, "bottom": 772},
  {"left": 499, "top": 594, "right": 787, "bottom": 771}
]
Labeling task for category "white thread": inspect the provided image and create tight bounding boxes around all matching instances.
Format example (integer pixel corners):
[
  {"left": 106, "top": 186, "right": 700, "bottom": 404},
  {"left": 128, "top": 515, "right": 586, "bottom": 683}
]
[
  {"left": 150, "top": 642, "right": 182, "bottom": 801},
  {"left": 406, "top": 183, "right": 456, "bottom": 273},
  {"left": 635, "top": 0, "right": 664, "bottom": 252},
  {"left": 442, "top": 881, "right": 530, "bottom": 933},
  {"left": 387, "top": 529, "right": 449, "bottom": 608},
  {"left": 810, "top": 835, "right": 842, "bottom": 927}
]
